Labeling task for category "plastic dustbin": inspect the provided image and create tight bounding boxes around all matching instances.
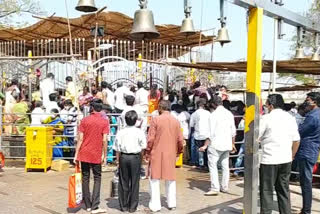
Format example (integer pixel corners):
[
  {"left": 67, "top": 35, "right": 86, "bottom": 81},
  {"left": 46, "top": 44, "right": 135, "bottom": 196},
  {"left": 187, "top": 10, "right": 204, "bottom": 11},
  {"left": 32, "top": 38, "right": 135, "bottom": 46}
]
[{"left": 25, "top": 127, "right": 54, "bottom": 172}]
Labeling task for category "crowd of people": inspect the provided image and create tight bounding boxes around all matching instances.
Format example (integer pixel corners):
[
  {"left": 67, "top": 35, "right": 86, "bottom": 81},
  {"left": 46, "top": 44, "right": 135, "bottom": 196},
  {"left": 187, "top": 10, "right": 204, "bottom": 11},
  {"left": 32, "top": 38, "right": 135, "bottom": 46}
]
[{"left": 1, "top": 74, "right": 320, "bottom": 214}]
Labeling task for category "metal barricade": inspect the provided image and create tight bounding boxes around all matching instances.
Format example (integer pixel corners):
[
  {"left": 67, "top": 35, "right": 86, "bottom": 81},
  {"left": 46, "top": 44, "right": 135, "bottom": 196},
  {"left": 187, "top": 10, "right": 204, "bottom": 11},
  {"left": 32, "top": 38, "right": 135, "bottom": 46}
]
[{"left": 1, "top": 109, "right": 319, "bottom": 179}]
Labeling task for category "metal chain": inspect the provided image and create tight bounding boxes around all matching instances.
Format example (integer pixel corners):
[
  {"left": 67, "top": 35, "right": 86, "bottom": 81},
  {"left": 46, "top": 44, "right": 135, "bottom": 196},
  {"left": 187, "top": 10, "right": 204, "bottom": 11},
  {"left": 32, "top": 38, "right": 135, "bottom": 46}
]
[{"left": 139, "top": 0, "right": 148, "bottom": 9}]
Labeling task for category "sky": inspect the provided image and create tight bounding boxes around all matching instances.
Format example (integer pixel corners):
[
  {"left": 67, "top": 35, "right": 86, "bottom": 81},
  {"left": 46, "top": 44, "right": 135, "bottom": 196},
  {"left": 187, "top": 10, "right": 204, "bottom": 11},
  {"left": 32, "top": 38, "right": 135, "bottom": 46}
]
[{"left": 32, "top": 0, "right": 314, "bottom": 62}]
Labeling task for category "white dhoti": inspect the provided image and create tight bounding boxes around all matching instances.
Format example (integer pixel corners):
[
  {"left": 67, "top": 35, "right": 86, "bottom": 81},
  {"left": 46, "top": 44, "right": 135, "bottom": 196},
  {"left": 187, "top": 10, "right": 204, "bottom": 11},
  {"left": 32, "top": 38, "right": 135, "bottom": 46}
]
[{"left": 149, "top": 179, "right": 176, "bottom": 212}]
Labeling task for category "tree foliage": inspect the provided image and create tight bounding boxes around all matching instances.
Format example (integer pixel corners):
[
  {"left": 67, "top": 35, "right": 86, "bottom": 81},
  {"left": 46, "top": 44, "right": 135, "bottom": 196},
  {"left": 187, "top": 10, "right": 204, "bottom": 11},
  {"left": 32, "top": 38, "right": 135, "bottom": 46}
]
[
  {"left": 301, "top": 0, "right": 320, "bottom": 49},
  {"left": 283, "top": 1, "right": 319, "bottom": 85},
  {"left": 0, "top": 0, "right": 44, "bottom": 27}
]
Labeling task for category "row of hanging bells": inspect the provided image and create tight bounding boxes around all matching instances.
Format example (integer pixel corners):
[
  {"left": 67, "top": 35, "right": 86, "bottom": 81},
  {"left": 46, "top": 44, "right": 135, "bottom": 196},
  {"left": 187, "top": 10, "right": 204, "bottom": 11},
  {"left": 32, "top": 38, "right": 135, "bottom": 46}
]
[{"left": 75, "top": 0, "right": 231, "bottom": 46}]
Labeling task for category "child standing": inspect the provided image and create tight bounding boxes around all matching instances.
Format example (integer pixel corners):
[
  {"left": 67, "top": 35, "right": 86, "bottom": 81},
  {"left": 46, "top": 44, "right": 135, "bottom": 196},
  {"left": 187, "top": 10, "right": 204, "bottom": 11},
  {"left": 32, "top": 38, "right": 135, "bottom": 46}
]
[{"left": 113, "top": 110, "right": 146, "bottom": 213}]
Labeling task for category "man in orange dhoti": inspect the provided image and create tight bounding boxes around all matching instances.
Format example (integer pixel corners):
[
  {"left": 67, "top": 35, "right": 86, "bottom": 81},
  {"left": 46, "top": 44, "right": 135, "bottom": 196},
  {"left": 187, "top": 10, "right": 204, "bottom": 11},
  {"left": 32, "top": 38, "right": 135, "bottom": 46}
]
[{"left": 145, "top": 100, "right": 184, "bottom": 212}]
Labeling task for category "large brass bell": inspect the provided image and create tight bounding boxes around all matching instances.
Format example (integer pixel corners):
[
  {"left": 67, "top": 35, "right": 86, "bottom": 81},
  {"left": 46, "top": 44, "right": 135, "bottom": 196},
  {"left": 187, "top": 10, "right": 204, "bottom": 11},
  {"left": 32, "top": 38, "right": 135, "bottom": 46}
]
[
  {"left": 75, "top": 0, "right": 98, "bottom": 13},
  {"left": 130, "top": 9, "right": 160, "bottom": 40},
  {"left": 216, "top": 27, "right": 231, "bottom": 46},
  {"left": 294, "top": 47, "right": 305, "bottom": 59},
  {"left": 311, "top": 52, "right": 320, "bottom": 61},
  {"left": 180, "top": 17, "right": 196, "bottom": 36}
]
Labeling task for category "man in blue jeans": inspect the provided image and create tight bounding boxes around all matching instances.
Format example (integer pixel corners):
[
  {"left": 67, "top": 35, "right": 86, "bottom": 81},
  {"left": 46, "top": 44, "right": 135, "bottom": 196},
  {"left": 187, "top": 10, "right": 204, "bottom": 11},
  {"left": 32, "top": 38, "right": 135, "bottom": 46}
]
[{"left": 296, "top": 92, "right": 320, "bottom": 214}]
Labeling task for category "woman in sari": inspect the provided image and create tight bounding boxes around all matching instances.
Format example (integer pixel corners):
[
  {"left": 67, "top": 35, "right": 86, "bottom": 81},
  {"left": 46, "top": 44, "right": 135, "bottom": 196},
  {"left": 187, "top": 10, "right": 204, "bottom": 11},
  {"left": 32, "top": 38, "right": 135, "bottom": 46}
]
[
  {"left": 148, "top": 84, "right": 161, "bottom": 114},
  {"left": 42, "top": 108, "right": 67, "bottom": 159},
  {"left": 148, "top": 84, "right": 161, "bottom": 124},
  {"left": 12, "top": 95, "right": 30, "bottom": 135},
  {"left": 4, "top": 83, "right": 19, "bottom": 135}
]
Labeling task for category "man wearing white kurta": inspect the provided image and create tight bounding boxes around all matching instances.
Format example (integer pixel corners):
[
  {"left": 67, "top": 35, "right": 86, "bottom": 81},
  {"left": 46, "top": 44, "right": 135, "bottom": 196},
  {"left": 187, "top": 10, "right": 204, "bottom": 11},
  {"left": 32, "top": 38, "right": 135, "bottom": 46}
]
[
  {"left": 200, "top": 95, "right": 236, "bottom": 196},
  {"left": 40, "top": 73, "right": 55, "bottom": 109},
  {"left": 135, "top": 82, "right": 149, "bottom": 112},
  {"left": 146, "top": 101, "right": 184, "bottom": 212},
  {"left": 134, "top": 82, "right": 149, "bottom": 133},
  {"left": 114, "top": 82, "right": 131, "bottom": 113}
]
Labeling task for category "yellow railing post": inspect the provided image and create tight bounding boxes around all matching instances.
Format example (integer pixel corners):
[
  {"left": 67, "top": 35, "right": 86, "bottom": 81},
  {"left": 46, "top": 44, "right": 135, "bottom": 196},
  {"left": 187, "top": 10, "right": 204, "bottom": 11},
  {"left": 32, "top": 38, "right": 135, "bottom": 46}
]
[
  {"left": 28, "top": 50, "right": 33, "bottom": 103},
  {"left": 244, "top": 7, "right": 263, "bottom": 214}
]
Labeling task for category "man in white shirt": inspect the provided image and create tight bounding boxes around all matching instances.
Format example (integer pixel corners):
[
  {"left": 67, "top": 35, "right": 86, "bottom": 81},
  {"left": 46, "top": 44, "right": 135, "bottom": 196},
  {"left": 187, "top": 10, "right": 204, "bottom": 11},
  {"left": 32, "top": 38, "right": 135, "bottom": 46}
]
[
  {"left": 101, "top": 81, "right": 115, "bottom": 109},
  {"left": 199, "top": 95, "right": 236, "bottom": 196},
  {"left": 31, "top": 101, "right": 45, "bottom": 126},
  {"left": 190, "top": 98, "right": 211, "bottom": 167},
  {"left": 135, "top": 81, "right": 149, "bottom": 113},
  {"left": 40, "top": 73, "right": 55, "bottom": 109},
  {"left": 120, "top": 95, "right": 143, "bottom": 129},
  {"left": 45, "top": 93, "right": 60, "bottom": 114},
  {"left": 114, "top": 82, "right": 131, "bottom": 113},
  {"left": 134, "top": 82, "right": 149, "bottom": 132},
  {"left": 113, "top": 110, "right": 147, "bottom": 213},
  {"left": 258, "top": 94, "right": 300, "bottom": 214}
]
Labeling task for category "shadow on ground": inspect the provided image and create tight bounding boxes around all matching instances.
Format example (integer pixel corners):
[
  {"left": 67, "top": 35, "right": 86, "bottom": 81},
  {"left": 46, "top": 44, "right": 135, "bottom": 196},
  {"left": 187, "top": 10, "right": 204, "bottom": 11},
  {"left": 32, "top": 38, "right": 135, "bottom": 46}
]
[
  {"left": 106, "top": 192, "right": 168, "bottom": 211},
  {"left": 186, "top": 198, "right": 243, "bottom": 214}
]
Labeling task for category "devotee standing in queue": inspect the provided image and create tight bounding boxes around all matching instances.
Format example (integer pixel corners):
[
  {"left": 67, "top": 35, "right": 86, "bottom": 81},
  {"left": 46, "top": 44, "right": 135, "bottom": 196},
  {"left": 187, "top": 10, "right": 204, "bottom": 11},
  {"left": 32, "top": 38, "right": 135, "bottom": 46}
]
[
  {"left": 65, "top": 76, "right": 76, "bottom": 104},
  {"left": 4, "top": 80, "right": 19, "bottom": 134},
  {"left": 135, "top": 82, "right": 149, "bottom": 113},
  {"left": 106, "top": 83, "right": 115, "bottom": 109},
  {"left": 101, "top": 81, "right": 109, "bottom": 105},
  {"left": 135, "top": 81, "right": 149, "bottom": 112},
  {"left": 78, "top": 86, "right": 93, "bottom": 117},
  {"left": 63, "top": 99, "right": 78, "bottom": 158},
  {"left": 190, "top": 98, "right": 211, "bottom": 168},
  {"left": 45, "top": 93, "right": 60, "bottom": 114},
  {"left": 148, "top": 84, "right": 161, "bottom": 115},
  {"left": 199, "top": 95, "right": 236, "bottom": 196},
  {"left": 135, "top": 81, "right": 149, "bottom": 133},
  {"left": 296, "top": 92, "right": 320, "bottom": 214},
  {"left": 145, "top": 100, "right": 184, "bottom": 212},
  {"left": 40, "top": 73, "right": 55, "bottom": 109},
  {"left": 74, "top": 101, "right": 110, "bottom": 214},
  {"left": 258, "top": 94, "right": 300, "bottom": 214},
  {"left": 120, "top": 96, "right": 140, "bottom": 128},
  {"left": 113, "top": 110, "right": 147, "bottom": 213},
  {"left": 31, "top": 101, "right": 45, "bottom": 126},
  {"left": 114, "top": 82, "right": 130, "bottom": 113},
  {"left": 12, "top": 94, "right": 30, "bottom": 135}
]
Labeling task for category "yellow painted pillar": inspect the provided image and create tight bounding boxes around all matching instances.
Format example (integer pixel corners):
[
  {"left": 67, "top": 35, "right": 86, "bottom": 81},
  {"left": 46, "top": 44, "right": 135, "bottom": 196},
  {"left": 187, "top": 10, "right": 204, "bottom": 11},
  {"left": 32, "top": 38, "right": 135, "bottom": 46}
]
[
  {"left": 243, "top": 7, "right": 263, "bottom": 214},
  {"left": 28, "top": 50, "right": 33, "bottom": 103},
  {"left": 138, "top": 53, "right": 142, "bottom": 72}
]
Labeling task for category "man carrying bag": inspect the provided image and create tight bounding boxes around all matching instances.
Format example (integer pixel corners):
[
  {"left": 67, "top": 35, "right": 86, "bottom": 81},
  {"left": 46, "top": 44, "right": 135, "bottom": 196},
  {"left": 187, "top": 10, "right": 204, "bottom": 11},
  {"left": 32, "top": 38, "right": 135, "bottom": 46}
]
[{"left": 74, "top": 101, "right": 110, "bottom": 214}]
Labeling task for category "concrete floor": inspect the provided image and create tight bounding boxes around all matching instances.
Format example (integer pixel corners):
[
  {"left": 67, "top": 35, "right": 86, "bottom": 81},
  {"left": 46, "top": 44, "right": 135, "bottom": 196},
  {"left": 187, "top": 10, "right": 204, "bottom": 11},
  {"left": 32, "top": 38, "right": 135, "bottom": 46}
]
[{"left": 0, "top": 165, "right": 320, "bottom": 214}]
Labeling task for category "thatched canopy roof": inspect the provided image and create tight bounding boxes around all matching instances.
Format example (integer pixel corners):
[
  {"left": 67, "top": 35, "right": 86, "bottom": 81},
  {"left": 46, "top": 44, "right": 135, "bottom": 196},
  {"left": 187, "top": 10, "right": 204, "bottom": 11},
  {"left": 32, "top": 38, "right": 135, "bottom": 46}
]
[
  {"left": 0, "top": 11, "right": 213, "bottom": 58},
  {"left": 230, "top": 85, "right": 320, "bottom": 93},
  {"left": 173, "top": 59, "right": 320, "bottom": 75}
]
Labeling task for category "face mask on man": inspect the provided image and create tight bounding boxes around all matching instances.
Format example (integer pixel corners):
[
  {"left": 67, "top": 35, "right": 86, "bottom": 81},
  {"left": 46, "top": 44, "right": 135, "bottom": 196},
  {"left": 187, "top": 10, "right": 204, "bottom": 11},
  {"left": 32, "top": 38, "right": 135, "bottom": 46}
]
[{"left": 303, "top": 100, "right": 314, "bottom": 113}]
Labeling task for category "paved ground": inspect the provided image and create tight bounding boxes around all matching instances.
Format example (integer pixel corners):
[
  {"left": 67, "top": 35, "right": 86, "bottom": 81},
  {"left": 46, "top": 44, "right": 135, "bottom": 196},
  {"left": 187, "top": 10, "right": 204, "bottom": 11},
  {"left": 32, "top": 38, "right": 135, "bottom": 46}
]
[{"left": 0, "top": 164, "right": 320, "bottom": 214}]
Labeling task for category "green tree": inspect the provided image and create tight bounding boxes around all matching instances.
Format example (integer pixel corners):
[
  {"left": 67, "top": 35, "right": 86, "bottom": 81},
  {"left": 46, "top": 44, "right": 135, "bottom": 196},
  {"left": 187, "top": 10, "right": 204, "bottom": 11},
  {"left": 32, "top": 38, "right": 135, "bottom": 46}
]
[
  {"left": 0, "top": 0, "right": 44, "bottom": 27},
  {"left": 282, "top": 0, "right": 319, "bottom": 85}
]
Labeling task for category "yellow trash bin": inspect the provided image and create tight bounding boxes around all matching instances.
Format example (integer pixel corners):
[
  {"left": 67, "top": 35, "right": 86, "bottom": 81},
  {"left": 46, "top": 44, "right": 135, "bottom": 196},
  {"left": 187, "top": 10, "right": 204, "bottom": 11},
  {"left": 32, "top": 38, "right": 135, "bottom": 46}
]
[{"left": 25, "top": 127, "right": 53, "bottom": 172}]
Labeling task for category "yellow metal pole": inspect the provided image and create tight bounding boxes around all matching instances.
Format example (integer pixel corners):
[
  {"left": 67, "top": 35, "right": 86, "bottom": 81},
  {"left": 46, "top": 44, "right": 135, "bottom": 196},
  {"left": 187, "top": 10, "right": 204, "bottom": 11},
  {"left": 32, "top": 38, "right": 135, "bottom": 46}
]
[
  {"left": 138, "top": 53, "right": 142, "bottom": 72},
  {"left": 244, "top": 7, "right": 263, "bottom": 214},
  {"left": 28, "top": 50, "right": 33, "bottom": 103}
]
